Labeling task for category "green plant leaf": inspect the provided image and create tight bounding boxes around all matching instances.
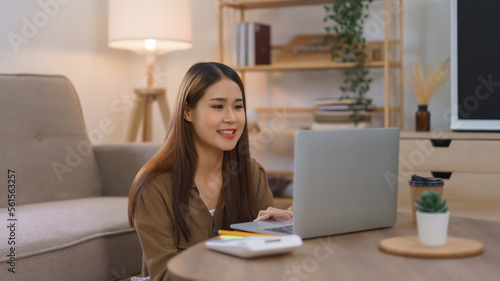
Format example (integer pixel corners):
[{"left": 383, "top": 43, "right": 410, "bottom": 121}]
[
  {"left": 324, "top": 0, "right": 373, "bottom": 118},
  {"left": 414, "top": 190, "right": 447, "bottom": 213}
]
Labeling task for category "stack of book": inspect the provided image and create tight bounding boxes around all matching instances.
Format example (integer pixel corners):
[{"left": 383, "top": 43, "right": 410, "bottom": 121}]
[
  {"left": 311, "top": 98, "right": 373, "bottom": 130},
  {"left": 231, "top": 22, "right": 271, "bottom": 67}
]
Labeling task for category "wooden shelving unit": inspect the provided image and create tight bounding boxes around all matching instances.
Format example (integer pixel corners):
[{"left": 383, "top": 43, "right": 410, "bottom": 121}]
[
  {"left": 219, "top": 0, "right": 404, "bottom": 187},
  {"left": 233, "top": 60, "right": 401, "bottom": 71},
  {"left": 254, "top": 106, "right": 396, "bottom": 114},
  {"left": 219, "top": 0, "right": 332, "bottom": 9},
  {"left": 218, "top": 0, "right": 404, "bottom": 128}
]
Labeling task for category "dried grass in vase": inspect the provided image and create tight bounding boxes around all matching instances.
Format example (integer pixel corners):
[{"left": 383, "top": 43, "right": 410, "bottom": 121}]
[{"left": 402, "top": 57, "right": 451, "bottom": 105}]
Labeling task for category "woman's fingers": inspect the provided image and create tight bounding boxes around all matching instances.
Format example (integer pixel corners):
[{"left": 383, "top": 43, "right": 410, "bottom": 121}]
[
  {"left": 253, "top": 207, "right": 293, "bottom": 222},
  {"left": 253, "top": 213, "right": 270, "bottom": 222}
]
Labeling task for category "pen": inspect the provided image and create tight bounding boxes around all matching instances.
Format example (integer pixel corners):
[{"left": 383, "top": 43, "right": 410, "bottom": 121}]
[{"left": 217, "top": 230, "right": 282, "bottom": 237}]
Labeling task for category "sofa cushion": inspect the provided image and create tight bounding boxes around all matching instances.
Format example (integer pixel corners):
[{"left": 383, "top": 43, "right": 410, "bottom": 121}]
[
  {"left": 93, "top": 143, "right": 161, "bottom": 197},
  {"left": 0, "top": 74, "right": 102, "bottom": 207},
  {"left": 0, "top": 230, "right": 142, "bottom": 281},
  {"left": 0, "top": 197, "right": 134, "bottom": 262}
]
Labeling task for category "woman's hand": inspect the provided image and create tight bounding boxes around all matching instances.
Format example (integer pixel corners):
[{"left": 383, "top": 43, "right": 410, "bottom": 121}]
[{"left": 254, "top": 205, "right": 293, "bottom": 222}]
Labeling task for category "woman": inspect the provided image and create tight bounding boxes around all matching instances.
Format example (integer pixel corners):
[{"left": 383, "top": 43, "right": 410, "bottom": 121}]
[{"left": 128, "top": 62, "right": 292, "bottom": 281}]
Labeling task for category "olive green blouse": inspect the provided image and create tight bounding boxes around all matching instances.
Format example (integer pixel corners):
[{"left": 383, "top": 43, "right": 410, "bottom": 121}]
[{"left": 134, "top": 158, "right": 274, "bottom": 281}]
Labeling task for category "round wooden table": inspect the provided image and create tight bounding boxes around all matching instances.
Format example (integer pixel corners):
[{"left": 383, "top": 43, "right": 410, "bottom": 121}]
[{"left": 167, "top": 212, "right": 500, "bottom": 281}]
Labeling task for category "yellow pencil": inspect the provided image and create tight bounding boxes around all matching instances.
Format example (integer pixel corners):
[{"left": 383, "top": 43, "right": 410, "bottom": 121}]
[{"left": 218, "top": 230, "right": 282, "bottom": 237}]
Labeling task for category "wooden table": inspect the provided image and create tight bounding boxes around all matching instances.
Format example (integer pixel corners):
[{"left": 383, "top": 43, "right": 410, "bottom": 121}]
[{"left": 167, "top": 212, "right": 500, "bottom": 281}]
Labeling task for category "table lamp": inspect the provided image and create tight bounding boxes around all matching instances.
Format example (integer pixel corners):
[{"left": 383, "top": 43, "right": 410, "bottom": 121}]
[{"left": 108, "top": 0, "right": 192, "bottom": 142}]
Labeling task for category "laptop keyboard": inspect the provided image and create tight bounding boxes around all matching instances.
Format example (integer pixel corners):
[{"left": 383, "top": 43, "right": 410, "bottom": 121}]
[{"left": 265, "top": 224, "right": 294, "bottom": 234}]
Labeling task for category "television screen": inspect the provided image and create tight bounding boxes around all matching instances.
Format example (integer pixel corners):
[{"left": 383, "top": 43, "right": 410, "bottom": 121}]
[{"left": 451, "top": 0, "right": 500, "bottom": 130}]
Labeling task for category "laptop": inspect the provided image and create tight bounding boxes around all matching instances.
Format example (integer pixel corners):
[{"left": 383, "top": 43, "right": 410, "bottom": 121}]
[{"left": 231, "top": 128, "right": 399, "bottom": 239}]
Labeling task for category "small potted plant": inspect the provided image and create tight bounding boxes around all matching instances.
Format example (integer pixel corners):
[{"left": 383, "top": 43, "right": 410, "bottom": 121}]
[{"left": 414, "top": 190, "right": 449, "bottom": 246}]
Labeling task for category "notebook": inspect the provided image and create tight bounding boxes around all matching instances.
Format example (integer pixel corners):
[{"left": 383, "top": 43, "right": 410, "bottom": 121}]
[{"left": 231, "top": 128, "right": 400, "bottom": 239}]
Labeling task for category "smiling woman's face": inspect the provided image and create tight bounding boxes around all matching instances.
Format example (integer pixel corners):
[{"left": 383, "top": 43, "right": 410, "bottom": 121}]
[{"left": 184, "top": 78, "right": 246, "bottom": 155}]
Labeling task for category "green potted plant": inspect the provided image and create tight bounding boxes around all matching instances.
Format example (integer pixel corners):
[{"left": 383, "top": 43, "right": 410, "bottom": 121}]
[
  {"left": 323, "top": 0, "right": 374, "bottom": 125},
  {"left": 414, "top": 190, "right": 449, "bottom": 246}
]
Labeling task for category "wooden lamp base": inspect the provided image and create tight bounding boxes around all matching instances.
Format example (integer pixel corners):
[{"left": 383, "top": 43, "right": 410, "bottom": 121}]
[{"left": 126, "top": 87, "right": 170, "bottom": 142}]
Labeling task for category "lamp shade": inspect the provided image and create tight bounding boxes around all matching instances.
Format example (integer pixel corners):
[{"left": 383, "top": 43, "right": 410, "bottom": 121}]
[{"left": 108, "top": 0, "right": 192, "bottom": 54}]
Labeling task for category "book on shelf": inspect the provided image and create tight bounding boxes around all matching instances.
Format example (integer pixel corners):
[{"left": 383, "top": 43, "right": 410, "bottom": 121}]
[
  {"left": 232, "top": 22, "right": 271, "bottom": 67},
  {"left": 314, "top": 97, "right": 374, "bottom": 111},
  {"left": 231, "top": 24, "right": 239, "bottom": 67},
  {"left": 314, "top": 97, "right": 370, "bottom": 106},
  {"left": 316, "top": 104, "right": 374, "bottom": 111},
  {"left": 314, "top": 110, "right": 372, "bottom": 123},
  {"left": 238, "top": 23, "right": 247, "bottom": 66}
]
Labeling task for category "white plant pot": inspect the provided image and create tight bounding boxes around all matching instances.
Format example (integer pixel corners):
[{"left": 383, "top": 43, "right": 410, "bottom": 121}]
[{"left": 416, "top": 211, "right": 450, "bottom": 246}]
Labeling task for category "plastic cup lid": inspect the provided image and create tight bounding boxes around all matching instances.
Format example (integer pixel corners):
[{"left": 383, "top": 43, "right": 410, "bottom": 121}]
[{"left": 409, "top": 174, "right": 444, "bottom": 186}]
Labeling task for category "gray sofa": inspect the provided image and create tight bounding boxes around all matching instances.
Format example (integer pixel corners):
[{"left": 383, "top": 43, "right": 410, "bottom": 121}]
[{"left": 0, "top": 74, "right": 160, "bottom": 281}]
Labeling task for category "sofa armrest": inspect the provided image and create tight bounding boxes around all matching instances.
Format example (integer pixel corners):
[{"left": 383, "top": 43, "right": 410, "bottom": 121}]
[{"left": 93, "top": 143, "right": 162, "bottom": 196}]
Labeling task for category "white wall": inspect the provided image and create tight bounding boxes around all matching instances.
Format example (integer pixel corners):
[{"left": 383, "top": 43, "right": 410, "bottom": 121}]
[
  {"left": 403, "top": 0, "right": 451, "bottom": 130},
  {"left": 0, "top": 0, "right": 451, "bottom": 143}
]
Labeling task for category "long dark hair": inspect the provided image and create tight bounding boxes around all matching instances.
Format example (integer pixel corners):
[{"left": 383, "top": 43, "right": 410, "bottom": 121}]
[{"left": 128, "top": 62, "right": 256, "bottom": 241}]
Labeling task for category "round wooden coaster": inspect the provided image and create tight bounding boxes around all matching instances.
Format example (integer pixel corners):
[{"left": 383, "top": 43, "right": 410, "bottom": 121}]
[{"left": 379, "top": 236, "right": 484, "bottom": 258}]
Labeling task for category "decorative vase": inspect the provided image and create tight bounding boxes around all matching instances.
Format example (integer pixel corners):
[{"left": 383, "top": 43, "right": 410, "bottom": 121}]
[
  {"left": 415, "top": 105, "right": 430, "bottom": 131},
  {"left": 416, "top": 211, "right": 450, "bottom": 246}
]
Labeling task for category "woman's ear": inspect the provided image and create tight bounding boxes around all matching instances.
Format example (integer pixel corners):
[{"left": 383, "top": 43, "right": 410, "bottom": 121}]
[{"left": 184, "top": 104, "right": 193, "bottom": 122}]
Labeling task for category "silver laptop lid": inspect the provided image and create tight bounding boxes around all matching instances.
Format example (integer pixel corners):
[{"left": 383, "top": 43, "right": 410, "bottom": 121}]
[{"left": 292, "top": 128, "right": 399, "bottom": 239}]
